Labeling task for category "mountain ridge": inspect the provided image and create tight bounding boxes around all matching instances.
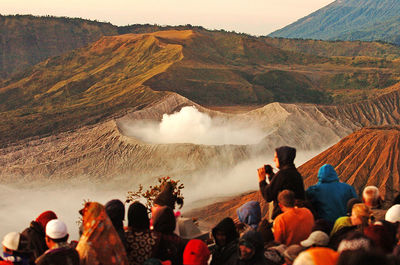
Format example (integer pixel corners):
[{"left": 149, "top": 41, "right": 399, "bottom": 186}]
[{"left": 269, "top": 0, "right": 400, "bottom": 45}]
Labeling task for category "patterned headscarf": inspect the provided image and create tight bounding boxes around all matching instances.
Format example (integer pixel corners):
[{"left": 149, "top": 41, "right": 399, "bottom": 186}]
[{"left": 76, "top": 202, "right": 128, "bottom": 265}]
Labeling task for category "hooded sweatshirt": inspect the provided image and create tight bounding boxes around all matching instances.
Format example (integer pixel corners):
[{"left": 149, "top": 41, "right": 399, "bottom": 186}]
[
  {"left": 237, "top": 201, "right": 261, "bottom": 230},
  {"left": 306, "top": 164, "right": 357, "bottom": 224},
  {"left": 230, "top": 231, "right": 268, "bottom": 265},
  {"left": 259, "top": 146, "right": 305, "bottom": 219},
  {"left": 210, "top": 218, "right": 239, "bottom": 265}
]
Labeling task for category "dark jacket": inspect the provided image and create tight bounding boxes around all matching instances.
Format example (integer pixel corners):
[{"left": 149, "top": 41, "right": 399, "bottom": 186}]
[
  {"left": 35, "top": 246, "right": 80, "bottom": 265},
  {"left": 153, "top": 207, "right": 187, "bottom": 265},
  {"left": 210, "top": 218, "right": 239, "bottom": 265},
  {"left": 306, "top": 164, "right": 357, "bottom": 224},
  {"left": 259, "top": 147, "right": 305, "bottom": 219},
  {"left": 21, "top": 221, "right": 48, "bottom": 260},
  {"left": 227, "top": 231, "right": 270, "bottom": 265},
  {"left": 35, "top": 246, "right": 79, "bottom": 265}
]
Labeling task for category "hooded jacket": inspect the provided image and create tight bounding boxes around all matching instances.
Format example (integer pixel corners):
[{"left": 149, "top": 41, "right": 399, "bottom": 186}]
[
  {"left": 210, "top": 218, "right": 239, "bottom": 265},
  {"left": 306, "top": 164, "right": 357, "bottom": 224},
  {"left": 228, "top": 231, "right": 269, "bottom": 265},
  {"left": 259, "top": 146, "right": 305, "bottom": 219},
  {"left": 237, "top": 201, "right": 261, "bottom": 230}
]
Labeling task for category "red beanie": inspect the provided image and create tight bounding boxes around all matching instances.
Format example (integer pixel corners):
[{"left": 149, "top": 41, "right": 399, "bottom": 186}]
[
  {"left": 36, "top": 211, "right": 57, "bottom": 231},
  {"left": 183, "top": 239, "right": 210, "bottom": 265}
]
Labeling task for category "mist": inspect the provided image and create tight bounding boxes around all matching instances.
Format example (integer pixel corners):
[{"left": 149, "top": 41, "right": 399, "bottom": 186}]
[
  {"left": 0, "top": 146, "right": 323, "bottom": 242},
  {"left": 123, "top": 106, "right": 266, "bottom": 145}
]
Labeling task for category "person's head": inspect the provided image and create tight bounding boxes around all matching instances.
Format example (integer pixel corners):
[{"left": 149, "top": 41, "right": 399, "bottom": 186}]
[
  {"left": 128, "top": 201, "right": 149, "bottom": 230},
  {"left": 362, "top": 186, "right": 381, "bottom": 208},
  {"left": 237, "top": 201, "right": 261, "bottom": 229},
  {"left": 346, "top": 198, "right": 362, "bottom": 216},
  {"left": 385, "top": 204, "right": 400, "bottom": 223},
  {"left": 274, "top": 146, "right": 296, "bottom": 168},
  {"left": 300, "top": 231, "right": 330, "bottom": 248},
  {"left": 183, "top": 239, "right": 210, "bottom": 265},
  {"left": 363, "top": 224, "right": 394, "bottom": 253},
  {"left": 2, "top": 232, "right": 28, "bottom": 256},
  {"left": 152, "top": 206, "right": 176, "bottom": 234},
  {"left": 238, "top": 231, "right": 264, "bottom": 260},
  {"left": 105, "top": 199, "right": 125, "bottom": 230},
  {"left": 350, "top": 203, "right": 372, "bottom": 226},
  {"left": 278, "top": 189, "right": 295, "bottom": 211},
  {"left": 317, "top": 164, "right": 339, "bottom": 183},
  {"left": 212, "top": 217, "right": 238, "bottom": 246},
  {"left": 35, "top": 211, "right": 57, "bottom": 232},
  {"left": 45, "top": 219, "right": 68, "bottom": 248}
]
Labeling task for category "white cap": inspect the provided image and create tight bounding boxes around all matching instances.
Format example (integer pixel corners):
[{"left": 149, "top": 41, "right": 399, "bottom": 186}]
[
  {"left": 2, "top": 232, "right": 20, "bottom": 251},
  {"left": 46, "top": 219, "right": 68, "bottom": 239},
  {"left": 385, "top": 204, "right": 400, "bottom": 223},
  {"left": 300, "top": 231, "right": 329, "bottom": 247}
]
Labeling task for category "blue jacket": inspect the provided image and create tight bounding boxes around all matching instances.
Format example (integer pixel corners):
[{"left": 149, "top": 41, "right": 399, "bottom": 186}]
[
  {"left": 306, "top": 164, "right": 357, "bottom": 224},
  {"left": 237, "top": 201, "right": 261, "bottom": 229}
]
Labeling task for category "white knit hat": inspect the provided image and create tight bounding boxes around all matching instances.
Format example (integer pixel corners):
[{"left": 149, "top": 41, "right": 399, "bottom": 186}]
[
  {"left": 46, "top": 219, "right": 68, "bottom": 239},
  {"left": 385, "top": 204, "right": 400, "bottom": 223},
  {"left": 2, "top": 232, "right": 20, "bottom": 251}
]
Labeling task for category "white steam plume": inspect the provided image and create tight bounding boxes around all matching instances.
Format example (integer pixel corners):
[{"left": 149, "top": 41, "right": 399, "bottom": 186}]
[{"left": 124, "top": 106, "right": 266, "bottom": 145}]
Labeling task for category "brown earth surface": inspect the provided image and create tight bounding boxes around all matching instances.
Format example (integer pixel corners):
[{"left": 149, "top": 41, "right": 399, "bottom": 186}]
[{"left": 186, "top": 126, "right": 400, "bottom": 226}]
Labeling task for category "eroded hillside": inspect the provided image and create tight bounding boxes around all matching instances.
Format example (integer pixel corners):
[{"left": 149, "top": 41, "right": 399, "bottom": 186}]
[{"left": 187, "top": 126, "right": 400, "bottom": 225}]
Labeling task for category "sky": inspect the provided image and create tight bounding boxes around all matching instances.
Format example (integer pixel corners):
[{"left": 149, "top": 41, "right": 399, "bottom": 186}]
[{"left": 2, "top": 0, "right": 335, "bottom": 36}]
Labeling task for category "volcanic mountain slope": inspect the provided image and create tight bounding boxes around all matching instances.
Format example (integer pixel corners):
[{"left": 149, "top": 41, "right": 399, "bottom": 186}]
[
  {"left": 2, "top": 81, "right": 400, "bottom": 183},
  {"left": 0, "top": 93, "right": 252, "bottom": 182},
  {"left": 269, "top": 0, "right": 400, "bottom": 45},
  {"left": 0, "top": 15, "right": 118, "bottom": 78},
  {"left": 3, "top": 29, "right": 400, "bottom": 147},
  {"left": 187, "top": 126, "right": 400, "bottom": 225}
]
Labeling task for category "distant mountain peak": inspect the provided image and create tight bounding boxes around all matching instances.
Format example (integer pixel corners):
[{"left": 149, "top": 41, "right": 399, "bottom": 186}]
[{"left": 269, "top": 0, "right": 400, "bottom": 45}]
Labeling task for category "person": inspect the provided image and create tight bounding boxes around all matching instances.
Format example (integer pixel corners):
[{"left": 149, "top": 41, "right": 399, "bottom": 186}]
[
  {"left": 300, "top": 231, "right": 329, "bottom": 248},
  {"left": 293, "top": 247, "right": 338, "bottom": 265},
  {"left": 282, "top": 245, "right": 304, "bottom": 265},
  {"left": 1, "top": 232, "right": 30, "bottom": 265},
  {"left": 330, "top": 203, "right": 373, "bottom": 250},
  {"left": 152, "top": 206, "right": 187, "bottom": 265},
  {"left": 35, "top": 219, "right": 79, "bottom": 265},
  {"left": 125, "top": 201, "right": 161, "bottom": 265},
  {"left": 258, "top": 146, "right": 305, "bottom": 220},
  {"left": 363, "top": 224, "right": 394, "bottom": 254},
  {"left": 209, "top": 217, "right": 239, "bottom": 265},
  {"left": 21, "top": 211, "right": 57, "bottom": 259},
  {"left": 273, "top": 190, "right": 314, "bottom": 246},
  {"left": 305, "top": 164, "right": 357, "bottom": 224},
  {"left": 236, "top": 201, "right": 261, "bottom": 236},
  {"left": 385, "top": 204, "right": 400, "bottom": 223},
  {"left": 105, "top": 199, "right": 127, "bottom": 249},
  {"left": 228, "top": 231, "right": 269, "bottom": 265},
  {"left": 362, "top": 186, "right": 386, "bottom": 221},
  {"left": 76, "top": 202, "right": 128, "bottom": 265},
  {"left": 336, "top": 249, "right": 392, "bottom": 265},
  {"left": 183, "top": 239, "right": 210, "bottom": 265}
]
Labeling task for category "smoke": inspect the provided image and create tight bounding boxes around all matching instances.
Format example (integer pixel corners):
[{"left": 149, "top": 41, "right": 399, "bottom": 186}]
[{"left": 123, "top": 106, "right": 266, "bottom": 145}]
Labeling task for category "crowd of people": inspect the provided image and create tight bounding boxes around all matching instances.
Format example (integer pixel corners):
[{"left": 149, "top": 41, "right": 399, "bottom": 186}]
[{"left": 2, "top": 145, "right": 400, "bottom": 265}]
